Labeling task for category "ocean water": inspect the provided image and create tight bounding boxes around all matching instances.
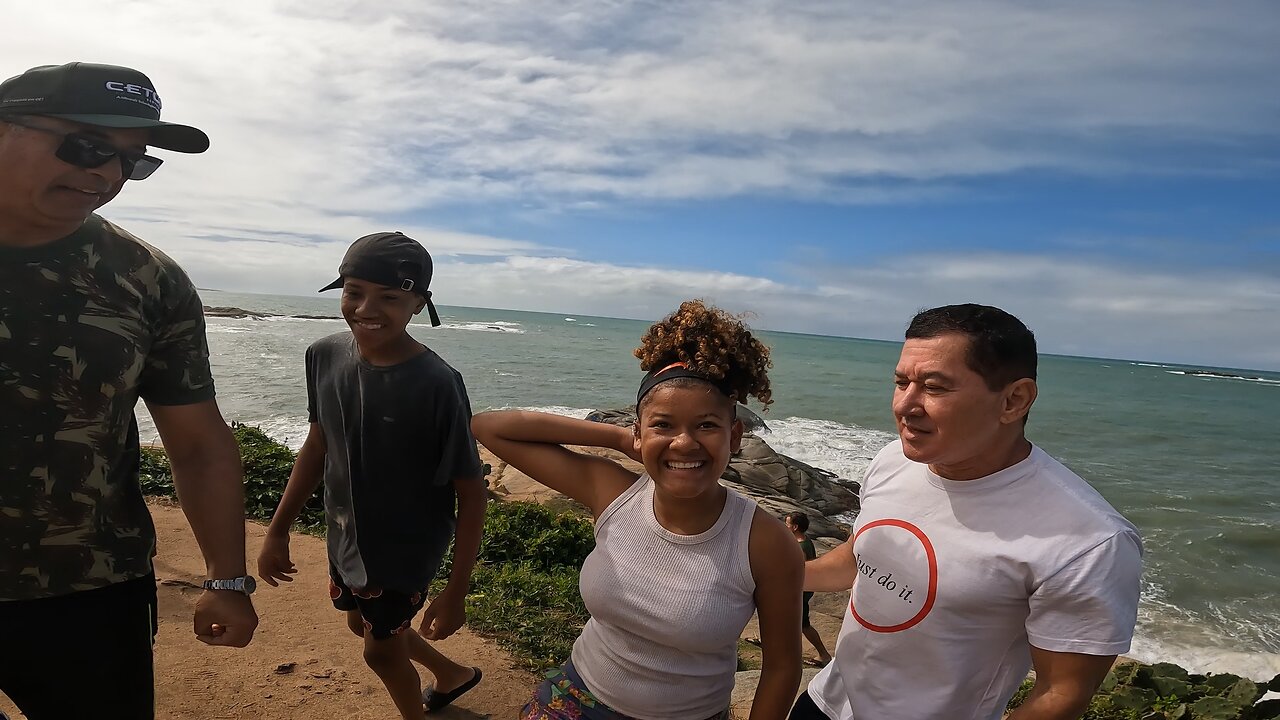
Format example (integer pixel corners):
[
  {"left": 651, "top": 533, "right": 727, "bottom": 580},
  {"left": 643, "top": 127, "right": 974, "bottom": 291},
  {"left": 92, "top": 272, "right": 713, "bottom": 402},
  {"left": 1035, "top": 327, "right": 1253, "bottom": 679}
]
[{"left": 139, "top": 290, "right": 1280, "bottom": 680}]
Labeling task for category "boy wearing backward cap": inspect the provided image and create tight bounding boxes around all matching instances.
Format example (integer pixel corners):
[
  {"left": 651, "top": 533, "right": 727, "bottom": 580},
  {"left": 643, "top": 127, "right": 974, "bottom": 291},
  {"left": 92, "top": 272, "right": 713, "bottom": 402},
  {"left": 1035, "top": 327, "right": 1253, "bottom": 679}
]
[{"left": 258, "top": 232, "right": 486, "bottom": 718}]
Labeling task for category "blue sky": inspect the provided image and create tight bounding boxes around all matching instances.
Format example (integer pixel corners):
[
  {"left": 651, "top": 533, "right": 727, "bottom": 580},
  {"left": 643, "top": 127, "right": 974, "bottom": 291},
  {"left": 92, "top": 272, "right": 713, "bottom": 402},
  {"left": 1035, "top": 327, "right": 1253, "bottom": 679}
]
[
  {"left": 7, "top": 0, "right": 1280, "bottom": 369},
  {"left": 433, "top": 174, "right": 1280, "bottom": 277}
]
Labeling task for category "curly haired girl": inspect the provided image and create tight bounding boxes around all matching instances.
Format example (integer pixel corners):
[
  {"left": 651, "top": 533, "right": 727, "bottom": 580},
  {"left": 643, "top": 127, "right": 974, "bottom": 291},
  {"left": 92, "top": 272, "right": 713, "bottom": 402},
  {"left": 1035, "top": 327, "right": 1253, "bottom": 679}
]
[{"left": 472, "top": 300, "right": 803, "bottom": 720}]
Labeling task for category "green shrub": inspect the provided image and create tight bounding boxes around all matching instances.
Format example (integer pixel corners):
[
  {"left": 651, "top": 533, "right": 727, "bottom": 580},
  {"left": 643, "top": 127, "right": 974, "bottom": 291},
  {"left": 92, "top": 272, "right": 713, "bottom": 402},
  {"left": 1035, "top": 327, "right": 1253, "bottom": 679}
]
[
  {"left": 475, "top": 500, "right": 594, "bottom": 571},
  {"left": 137, "top": 423, "right": 325, "bottom": 532},
  {"left": 232, "top": 422, "right": 325, "bottom": 531},
  {"left": 434, "top": 500, "right": 595, "bottom": 672},
  {"left": 139, "top": 446, "right": 174, "bottom": 497},
  {"left": 458, "top": 562, "right": 587, "bottom": 672},
  {"left": 1006, "top": 661, "right": 1280, "bottom": 719}
]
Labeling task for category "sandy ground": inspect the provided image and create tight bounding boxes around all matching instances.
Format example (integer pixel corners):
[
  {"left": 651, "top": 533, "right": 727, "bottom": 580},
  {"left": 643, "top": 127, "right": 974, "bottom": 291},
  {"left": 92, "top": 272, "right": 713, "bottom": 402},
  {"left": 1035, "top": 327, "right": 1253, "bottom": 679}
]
[{"left": 1, "top": 499, "right": 535, "bottom": 720}]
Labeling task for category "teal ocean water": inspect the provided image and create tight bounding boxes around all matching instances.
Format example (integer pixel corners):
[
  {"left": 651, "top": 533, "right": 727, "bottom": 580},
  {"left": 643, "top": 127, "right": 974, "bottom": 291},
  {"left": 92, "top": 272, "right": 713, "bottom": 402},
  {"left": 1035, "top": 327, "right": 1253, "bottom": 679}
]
[{"left": 140, "top": 290, "right": 1280, "bottom": 680}]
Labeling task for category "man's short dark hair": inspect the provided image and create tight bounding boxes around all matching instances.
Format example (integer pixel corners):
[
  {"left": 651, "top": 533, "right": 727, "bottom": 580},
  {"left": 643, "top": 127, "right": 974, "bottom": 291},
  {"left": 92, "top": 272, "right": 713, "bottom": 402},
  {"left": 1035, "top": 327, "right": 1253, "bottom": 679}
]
[
  {"left": 784, "top": 511, "right": 810, "bottom": 532},
  {"left": 906, "top": 304, "right": 1037, "bottom": 391}
]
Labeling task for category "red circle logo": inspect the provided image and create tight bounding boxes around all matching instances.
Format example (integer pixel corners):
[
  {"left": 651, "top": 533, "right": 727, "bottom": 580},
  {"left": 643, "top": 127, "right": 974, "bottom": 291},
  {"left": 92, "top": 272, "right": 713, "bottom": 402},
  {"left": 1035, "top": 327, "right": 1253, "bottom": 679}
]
[{"left": 849, "top": 518, "right": 938, "bottom": 633}]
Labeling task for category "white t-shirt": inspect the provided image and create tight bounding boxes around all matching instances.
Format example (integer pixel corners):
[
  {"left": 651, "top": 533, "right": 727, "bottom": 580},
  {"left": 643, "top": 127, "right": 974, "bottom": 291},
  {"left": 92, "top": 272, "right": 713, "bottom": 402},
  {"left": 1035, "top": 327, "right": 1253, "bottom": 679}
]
[{"left": 807, "top": 441, "right": 1142, "bottom": 720}]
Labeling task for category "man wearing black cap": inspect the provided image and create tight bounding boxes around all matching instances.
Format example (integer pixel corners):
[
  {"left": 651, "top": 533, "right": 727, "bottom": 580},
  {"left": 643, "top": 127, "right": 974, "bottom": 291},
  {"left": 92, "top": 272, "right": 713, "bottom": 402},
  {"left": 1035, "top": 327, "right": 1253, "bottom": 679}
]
[
  {"left": 258, "top": 232, "right": 486, "bottom": 718},
  {"left": 0, "top": 62, "right": 258, "bottom": 718}
]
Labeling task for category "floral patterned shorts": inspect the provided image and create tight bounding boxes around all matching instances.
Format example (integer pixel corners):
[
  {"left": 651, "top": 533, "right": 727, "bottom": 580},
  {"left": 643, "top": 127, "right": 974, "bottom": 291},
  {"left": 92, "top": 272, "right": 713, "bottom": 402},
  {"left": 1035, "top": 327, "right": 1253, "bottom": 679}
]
[
  {"left": 521, "top": 661, "right": 729, "bottom": 720},
  {"left": 521, "top": 661, "right": 637, "bottom": 720}
]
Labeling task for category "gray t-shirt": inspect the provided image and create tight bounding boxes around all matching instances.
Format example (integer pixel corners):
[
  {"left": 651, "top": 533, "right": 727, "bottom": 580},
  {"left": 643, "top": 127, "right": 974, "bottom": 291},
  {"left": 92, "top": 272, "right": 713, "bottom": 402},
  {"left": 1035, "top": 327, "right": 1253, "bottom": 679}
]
[{"left": 305, "top": 333, "right": 482, "bottom": 593}]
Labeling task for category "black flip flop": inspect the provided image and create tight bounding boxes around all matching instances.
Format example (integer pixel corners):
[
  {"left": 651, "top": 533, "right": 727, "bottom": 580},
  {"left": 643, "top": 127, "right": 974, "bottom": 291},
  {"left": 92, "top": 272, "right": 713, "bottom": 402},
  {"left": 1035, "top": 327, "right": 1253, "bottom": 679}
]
[{"left": 423, "top": 667, "right": 483, "bottom": 713}]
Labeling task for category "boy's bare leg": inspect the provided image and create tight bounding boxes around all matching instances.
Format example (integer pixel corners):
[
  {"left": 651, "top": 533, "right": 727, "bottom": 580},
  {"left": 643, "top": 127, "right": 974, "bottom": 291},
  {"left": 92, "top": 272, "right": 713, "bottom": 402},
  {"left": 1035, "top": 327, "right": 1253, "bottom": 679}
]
[
  {"left": 362, "top": 631, "right": 427, "bottom": 720},
  {"left": 406, "top": 629, "right": 476, "bottom": 692},
  {"left": 803, "top": 624, "right": 833, "bottom": 663}
]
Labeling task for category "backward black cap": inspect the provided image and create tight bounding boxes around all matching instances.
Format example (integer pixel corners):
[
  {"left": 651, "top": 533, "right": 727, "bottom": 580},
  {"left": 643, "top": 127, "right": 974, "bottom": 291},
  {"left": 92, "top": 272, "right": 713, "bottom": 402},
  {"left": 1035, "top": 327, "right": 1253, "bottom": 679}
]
[
  {"left": 319, "top": 231, "right": 442, "bottom": 326},
  {"left": 0, "top": 62, "right": 209, "bottom": 153}
]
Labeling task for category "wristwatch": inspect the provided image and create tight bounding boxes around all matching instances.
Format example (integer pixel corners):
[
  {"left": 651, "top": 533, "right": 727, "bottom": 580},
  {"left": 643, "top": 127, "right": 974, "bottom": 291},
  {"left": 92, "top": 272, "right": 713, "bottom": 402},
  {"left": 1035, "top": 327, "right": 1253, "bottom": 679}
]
[{"left": 202, "top": 575, "right": 257, "bottom": 595}]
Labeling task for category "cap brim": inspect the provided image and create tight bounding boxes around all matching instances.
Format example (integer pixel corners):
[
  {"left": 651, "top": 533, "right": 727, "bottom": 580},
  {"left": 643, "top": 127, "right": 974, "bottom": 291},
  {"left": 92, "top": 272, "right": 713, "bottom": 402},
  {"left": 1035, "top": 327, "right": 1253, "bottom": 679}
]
[
  {"left": 318, "top": 277, "right": 343, "bottom": 293},
  {"left": 45, "top": 114, "right": 210, "bottom": 153}
]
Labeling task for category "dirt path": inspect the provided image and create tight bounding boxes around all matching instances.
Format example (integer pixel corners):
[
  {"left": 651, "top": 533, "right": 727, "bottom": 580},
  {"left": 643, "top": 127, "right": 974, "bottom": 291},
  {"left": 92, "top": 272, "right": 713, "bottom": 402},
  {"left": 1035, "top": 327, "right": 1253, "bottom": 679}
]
[{"left": 1, "top": 500, "right": 535, "bottom": 719}]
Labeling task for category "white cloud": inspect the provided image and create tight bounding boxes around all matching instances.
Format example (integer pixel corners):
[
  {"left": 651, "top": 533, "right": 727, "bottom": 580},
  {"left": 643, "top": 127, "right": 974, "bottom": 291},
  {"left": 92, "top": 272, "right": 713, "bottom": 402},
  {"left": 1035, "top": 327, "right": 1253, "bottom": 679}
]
[
  {"left": 111, "top": 218, "right": 543, "bottom": 295},
  {"left": 4, "top": 1, "right": 1277, "bottom": 369},
  {"left": 6, "top": 0, "right": 1278, "bottom": 220}
]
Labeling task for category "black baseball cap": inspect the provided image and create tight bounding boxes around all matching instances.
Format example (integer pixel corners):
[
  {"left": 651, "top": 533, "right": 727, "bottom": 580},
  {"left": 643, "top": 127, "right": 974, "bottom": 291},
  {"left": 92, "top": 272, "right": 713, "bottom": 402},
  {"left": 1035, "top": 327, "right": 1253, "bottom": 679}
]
[
  {"left": 0, "top": 62, "right": 209, "bottom": 153},
  {"left": 320, "top": 232, "right": 442, "bottom": 326}
]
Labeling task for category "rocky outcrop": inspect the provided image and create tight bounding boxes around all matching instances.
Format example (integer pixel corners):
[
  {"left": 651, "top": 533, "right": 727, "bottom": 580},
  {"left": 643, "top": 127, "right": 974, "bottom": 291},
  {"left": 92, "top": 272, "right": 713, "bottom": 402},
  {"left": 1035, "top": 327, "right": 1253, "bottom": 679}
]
[
  {"left": 722, "top": 434, "right": 857, "bottom": 541},
  {"left": 203, "top": 306, "right": 339, "bottom": 320},
  {"left": 204, "top": 305, "right": 273, "bottom": 319},
  {"left": 499, "top": 406, "right": 861, "bottom": 541}
]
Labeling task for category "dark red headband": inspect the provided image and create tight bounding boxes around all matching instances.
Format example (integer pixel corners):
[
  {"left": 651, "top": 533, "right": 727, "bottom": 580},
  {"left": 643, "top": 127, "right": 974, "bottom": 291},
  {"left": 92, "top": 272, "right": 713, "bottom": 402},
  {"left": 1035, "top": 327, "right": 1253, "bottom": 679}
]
[{"left": 636, "top": 361, "right": 733, "bottom": 404}]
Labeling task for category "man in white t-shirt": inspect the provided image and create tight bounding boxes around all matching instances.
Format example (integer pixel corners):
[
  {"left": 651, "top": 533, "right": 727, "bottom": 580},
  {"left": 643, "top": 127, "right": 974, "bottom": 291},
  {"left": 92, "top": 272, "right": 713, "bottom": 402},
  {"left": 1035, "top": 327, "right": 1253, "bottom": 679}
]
[{"left": 792, "top": 304, "right": 1142, "bottom": 720}]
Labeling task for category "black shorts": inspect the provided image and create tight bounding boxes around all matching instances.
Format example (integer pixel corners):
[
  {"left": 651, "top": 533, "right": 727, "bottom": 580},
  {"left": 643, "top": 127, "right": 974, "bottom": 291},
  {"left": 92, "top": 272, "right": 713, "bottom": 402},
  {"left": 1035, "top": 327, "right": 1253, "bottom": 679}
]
[
  {"left": 789, "top": 689, "right": 834, "bottom": 720},
  {"left": 0, "top": 574, "right": 158, "bottom": 720},
  {"left": 802, "top": 590, "right": 815, "bottom": 628},
  {"left": 328, "top": 568, "right": 428, "bottom": 640}
]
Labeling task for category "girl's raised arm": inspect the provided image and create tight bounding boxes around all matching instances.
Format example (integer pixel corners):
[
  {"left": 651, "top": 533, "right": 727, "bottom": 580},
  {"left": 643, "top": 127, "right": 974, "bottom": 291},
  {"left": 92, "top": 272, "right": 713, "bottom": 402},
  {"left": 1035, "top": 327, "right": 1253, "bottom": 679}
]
[{"left": 471, "top": 410, "right": 641, "bottom": 517}]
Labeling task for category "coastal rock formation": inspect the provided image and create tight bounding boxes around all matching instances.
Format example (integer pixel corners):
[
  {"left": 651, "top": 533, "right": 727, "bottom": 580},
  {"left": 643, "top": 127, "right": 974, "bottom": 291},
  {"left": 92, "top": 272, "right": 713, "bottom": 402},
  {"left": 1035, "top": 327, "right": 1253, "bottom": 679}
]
[
  {"left": 723, "top": 434, "right": 857, "bottom": 541},
  {"left": 486, "top": 407, "right": 859, "bottom": 542},
  {"left": 202, "top": 305, "right": 339, "bottom": 321},
  {"left": 204, "top": 305, "right": 273, "bottom": 319}
]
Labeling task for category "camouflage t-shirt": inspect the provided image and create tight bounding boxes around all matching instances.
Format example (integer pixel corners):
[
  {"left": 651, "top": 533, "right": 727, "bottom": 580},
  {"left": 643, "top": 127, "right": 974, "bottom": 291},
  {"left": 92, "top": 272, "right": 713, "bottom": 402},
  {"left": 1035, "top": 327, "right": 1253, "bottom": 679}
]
[{"left": 0, "top": 215, "right": 215, "bottom": 601}]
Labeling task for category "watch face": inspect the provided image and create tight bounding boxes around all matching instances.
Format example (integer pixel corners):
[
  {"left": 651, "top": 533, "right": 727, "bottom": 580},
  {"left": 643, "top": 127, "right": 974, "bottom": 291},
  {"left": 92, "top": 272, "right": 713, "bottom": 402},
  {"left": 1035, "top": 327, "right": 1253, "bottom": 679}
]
[{"left": 242, "top": 576, "right": 257, "bottom": 594}]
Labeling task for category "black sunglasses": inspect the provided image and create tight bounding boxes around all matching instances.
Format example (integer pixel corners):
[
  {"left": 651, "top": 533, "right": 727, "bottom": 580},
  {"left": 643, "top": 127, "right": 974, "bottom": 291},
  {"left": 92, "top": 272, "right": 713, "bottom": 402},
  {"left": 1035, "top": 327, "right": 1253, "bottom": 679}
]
[{"left": 3, "top": 117, "right": 163, "bottom": 181}]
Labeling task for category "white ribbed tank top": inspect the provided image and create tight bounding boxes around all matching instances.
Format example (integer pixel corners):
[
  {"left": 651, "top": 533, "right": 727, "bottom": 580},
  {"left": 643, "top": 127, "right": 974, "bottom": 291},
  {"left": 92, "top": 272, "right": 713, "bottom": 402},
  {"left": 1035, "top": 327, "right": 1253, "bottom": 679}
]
[{"left": 571, "top": 475, "right": 757, "bottom": 719}]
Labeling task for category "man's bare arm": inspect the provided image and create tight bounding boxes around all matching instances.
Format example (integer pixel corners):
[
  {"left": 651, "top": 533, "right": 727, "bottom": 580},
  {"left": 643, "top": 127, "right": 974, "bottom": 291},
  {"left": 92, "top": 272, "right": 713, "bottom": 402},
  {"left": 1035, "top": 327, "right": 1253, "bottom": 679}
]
[
  {"left": 148, "top": 399, "right": 258, "bottom": 647},
  {"left": 805, "top": 536, "right": 859, "bottom": 592},
  {"left": 1005, "top": 648, "right": 1114, "bottom": 720}
]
